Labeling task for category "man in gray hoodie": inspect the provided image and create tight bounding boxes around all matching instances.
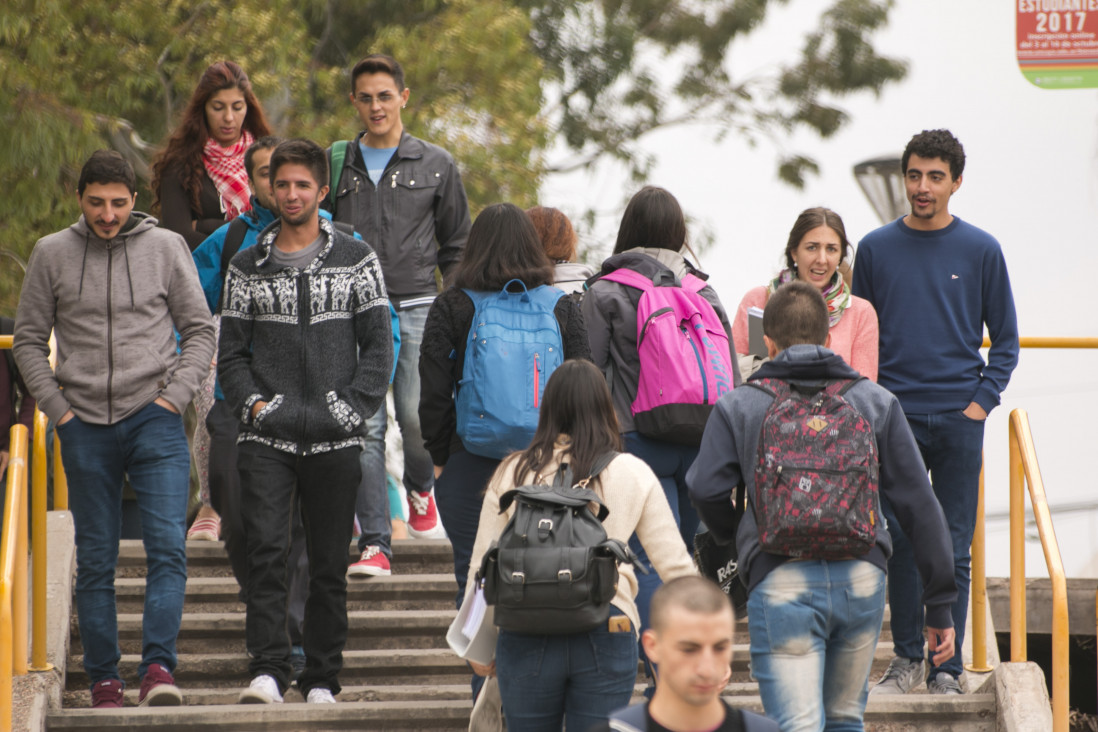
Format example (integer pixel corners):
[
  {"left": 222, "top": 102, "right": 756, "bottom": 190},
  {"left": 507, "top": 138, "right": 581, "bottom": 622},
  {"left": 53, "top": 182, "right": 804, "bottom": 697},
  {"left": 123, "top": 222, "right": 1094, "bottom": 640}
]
[{"left": 14, "top": 150, "right": 215, "bottom": 709}]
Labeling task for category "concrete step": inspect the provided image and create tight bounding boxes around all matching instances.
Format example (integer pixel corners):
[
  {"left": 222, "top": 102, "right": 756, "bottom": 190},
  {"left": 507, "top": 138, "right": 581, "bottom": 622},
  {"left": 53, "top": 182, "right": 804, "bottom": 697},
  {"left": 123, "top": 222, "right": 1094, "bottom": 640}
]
[
  {"left": 46, "top": 699, "right": 474, "bottom": 731},
  {"left": 65, "top": 642, "right": 900, "bottom": 691},
  {"left": 71, "top": 609, "right": 458, "bottom": 654},
  {"left": 65, "top": 648, "right": 478, "bottom": 690},
  {"left": 46, "top": 693, "right": 998, "bottom": 731},
  {"left": 115, "top": 538, "right": 456, "bottom": 577},
  {"left": 114, "top": 573, "right": 459, "bottom": 613}
]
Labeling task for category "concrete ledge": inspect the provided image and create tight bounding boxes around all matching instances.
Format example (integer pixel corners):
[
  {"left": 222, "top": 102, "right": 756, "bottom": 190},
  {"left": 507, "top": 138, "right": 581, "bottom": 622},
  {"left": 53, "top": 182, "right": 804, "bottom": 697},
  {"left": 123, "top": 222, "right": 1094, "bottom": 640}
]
[
  {"left": 15, "top": 511, "right": 75, "bottom": 732},
  {"left": 993, "top": 662, "right": 1052, "bottom": 732},
  {"left": 987, "top": 576, "right": 1098, "bottom": 636}
]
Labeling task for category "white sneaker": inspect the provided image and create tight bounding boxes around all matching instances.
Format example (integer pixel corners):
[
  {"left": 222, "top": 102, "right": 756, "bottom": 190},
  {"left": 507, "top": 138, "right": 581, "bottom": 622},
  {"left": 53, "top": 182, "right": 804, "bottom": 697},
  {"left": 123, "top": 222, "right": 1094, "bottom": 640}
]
[
  {"left": 238, "top": 674, "right": 283, "bottom": 704},
  {"left": 307, "top": 687, "right": 337, "bottom": 703}
]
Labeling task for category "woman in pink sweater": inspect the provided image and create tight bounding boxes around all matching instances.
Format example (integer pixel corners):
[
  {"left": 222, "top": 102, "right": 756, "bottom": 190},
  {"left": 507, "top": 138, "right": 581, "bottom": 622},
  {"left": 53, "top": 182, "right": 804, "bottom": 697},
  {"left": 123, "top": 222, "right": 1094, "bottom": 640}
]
[{"left": 733, "top": 207, "right": 879, "bottom": 380}]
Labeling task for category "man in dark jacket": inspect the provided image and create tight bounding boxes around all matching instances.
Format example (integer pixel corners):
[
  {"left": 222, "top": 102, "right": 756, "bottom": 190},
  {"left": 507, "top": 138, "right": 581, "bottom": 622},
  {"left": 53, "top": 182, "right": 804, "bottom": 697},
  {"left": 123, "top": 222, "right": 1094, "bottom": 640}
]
[
  {"left": 218, "top": 139, "right": 392, "bottom": 705},
  {"left": 687, "top": 281, "right": 957, "bottom": 732},
  {"left": 329, "top": 54, "right": 471, "bottom": 571},
  {"left": 14, "top": 150, "right": 215, "bottom": 709}
]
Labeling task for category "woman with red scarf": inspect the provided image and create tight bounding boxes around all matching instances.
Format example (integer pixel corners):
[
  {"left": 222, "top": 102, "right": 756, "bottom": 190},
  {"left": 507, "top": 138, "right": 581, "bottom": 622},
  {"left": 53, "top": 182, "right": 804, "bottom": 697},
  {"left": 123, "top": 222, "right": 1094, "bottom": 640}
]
[
  {"left": 732, "top": 207, "right": 879, "bottom": 381},
  {"left": 150, "top": 61, "right": 273, "bottom": 543},
  {"left": 151, "top": 61, "right": 273, "bottom": 251}
]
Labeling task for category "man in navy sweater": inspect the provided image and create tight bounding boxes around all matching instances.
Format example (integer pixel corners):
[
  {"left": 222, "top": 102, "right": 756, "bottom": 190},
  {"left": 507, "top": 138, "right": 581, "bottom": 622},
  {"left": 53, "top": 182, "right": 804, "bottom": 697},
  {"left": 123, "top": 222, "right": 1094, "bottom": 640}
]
[{"left": 852, "top": 129, "right": 1019, "bottom": 695}]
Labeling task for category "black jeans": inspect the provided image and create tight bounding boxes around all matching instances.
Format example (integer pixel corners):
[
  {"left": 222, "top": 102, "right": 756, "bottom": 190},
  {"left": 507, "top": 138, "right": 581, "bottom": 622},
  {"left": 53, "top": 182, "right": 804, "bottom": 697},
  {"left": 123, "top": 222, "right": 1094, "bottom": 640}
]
[
  {"left": 206, "top": 401, "right": 309, "bottom": 644},
  {"left": 237, "top": 441, "right": 360, "bottom": 695}
]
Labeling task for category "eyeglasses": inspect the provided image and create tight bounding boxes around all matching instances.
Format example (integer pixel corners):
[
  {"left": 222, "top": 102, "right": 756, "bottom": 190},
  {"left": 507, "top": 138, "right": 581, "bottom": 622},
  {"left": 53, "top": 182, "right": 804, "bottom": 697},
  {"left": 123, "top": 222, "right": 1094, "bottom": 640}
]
[{"left": 354, "top": 93, "right": 399, "bottom": 106}]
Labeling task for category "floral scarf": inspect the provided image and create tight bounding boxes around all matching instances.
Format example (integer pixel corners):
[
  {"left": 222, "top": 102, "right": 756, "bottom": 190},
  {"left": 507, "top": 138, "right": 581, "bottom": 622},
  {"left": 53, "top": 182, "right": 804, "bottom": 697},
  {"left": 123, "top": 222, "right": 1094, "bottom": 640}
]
[
  {"left": 202, "top": 129, "right": 255, "bottom": 220},
  {"left": 767, "top": 268, "right": 851, "bottom": 327}
]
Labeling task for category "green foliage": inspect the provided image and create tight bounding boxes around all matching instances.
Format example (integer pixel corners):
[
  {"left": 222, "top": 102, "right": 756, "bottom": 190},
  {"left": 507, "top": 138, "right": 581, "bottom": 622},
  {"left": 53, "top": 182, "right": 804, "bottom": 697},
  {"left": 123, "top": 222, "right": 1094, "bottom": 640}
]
[{"left": 0, "top": 0, "right": 905, "bottom": 313}]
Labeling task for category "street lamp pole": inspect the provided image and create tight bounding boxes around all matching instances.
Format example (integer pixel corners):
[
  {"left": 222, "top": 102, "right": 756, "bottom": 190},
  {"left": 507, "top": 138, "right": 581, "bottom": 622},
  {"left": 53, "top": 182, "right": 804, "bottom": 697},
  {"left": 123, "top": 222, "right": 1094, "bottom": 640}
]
[{"left": 853, "top": 156, "right": 907, "bottom": 225}]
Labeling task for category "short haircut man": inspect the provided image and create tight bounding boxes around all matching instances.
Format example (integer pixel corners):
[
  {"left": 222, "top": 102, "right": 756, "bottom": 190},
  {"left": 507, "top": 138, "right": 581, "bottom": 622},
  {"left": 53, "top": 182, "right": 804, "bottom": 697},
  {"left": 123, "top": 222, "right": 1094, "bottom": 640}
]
[
  {"left": 15, "top": 150, "right": 215, "bottom": 709},
  {"left": 687, "top": 281, "right": 958, "bottom": 730},
  {"left": 599, "top": 577, "right": 778, "bottom": 732},
  {"left": 852, "top": 129, "right": 1018, "bottom": 696},
  {"left": 218, "top": 137, "right": 393, "bottom": 705},
  {"left": 331, "top": 52, "right": 472, "bottom": 578}
]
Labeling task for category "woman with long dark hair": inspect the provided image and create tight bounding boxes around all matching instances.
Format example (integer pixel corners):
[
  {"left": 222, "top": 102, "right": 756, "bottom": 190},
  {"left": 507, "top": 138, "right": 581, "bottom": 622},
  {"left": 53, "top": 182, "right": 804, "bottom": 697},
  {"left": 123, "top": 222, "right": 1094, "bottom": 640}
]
[
  {"left": 581, "top": 185, "right": 739, "bottom": 676},
  {"left": 732, "top": 206, "right": 878, "bottom": 380},
  {"left": 151, "top": 60, "right": 273, "bottom": 251},
  {"left": 418, "top": 203, "right": 592, "bottom": 602},
  {"left": 150, "top": 61, "right": 272, "bottom": 543},
  {"left": 464, "top": 359, "right": 696, "bottom": 730}
]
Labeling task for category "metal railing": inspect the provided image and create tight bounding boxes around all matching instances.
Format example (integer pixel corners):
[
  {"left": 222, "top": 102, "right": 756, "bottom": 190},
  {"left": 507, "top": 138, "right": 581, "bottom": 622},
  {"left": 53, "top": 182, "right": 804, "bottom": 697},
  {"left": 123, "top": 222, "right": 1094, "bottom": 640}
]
[
  {"left": 982, "top": 335, "right": 1098, "bottom": 349},
  {"left": 1008, "top": 408, "right": 1068, "bottom": 732},
  {"left": 0, "top": 335, "right": 58, "bottom": 732},
  {"left": 0, "top": 424, "right": 29, "bottom": 732}
]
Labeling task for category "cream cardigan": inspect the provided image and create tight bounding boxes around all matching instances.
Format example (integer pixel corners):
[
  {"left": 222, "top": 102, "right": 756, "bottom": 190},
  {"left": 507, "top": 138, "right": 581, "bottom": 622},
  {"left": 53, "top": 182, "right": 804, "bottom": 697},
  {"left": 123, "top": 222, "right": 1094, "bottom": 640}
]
[{"left": 465, "top": 443, "right": 697, "bottom": 634}]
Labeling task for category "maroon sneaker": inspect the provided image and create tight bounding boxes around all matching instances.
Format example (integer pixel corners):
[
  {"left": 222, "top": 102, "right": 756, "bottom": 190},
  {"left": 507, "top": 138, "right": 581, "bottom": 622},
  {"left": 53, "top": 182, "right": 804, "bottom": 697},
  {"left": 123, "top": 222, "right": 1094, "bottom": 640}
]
[
  {"left": 91, "top": 678, "right": 124, "bottom": 709},
  {"left": 138, "top": 663, "right": 183, "bottom": 706}
]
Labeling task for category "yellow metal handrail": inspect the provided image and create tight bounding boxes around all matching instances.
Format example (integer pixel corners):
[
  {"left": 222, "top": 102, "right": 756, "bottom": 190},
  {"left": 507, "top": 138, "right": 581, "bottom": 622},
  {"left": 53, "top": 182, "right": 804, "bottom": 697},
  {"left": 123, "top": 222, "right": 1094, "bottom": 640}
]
[
  {"left": 981, "top": 336, "right": 1098, "bottom": 349},
  {"left": 1008, "top": 409, "right": 1068, "bottom": 732},
  {"left": 0, "top": 424, "right": 29, "bottom": 732},
  {"left": 965, "top": 455, "right": 992, "bottom": 673},
  {"left": 30, "top": 411, "right": 51, "bottom": 673}
]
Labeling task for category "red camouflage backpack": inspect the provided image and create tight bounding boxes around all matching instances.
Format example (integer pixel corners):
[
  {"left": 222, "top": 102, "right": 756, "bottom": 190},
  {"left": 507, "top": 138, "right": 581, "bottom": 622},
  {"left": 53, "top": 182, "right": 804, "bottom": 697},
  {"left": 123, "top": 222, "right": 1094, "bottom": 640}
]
[{"left": 749, "top": 377, "right": 880, "bottom": 559}]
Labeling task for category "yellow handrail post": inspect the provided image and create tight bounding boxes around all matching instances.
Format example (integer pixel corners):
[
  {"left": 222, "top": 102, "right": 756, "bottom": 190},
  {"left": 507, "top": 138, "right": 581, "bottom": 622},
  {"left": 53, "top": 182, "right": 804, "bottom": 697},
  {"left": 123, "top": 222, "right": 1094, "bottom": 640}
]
[
  {"left": 30, "top": 411, "right": 52, "bottom": 672},
  {"left": 52, "top": 428, "right": 66, "bottom": 511},
  {"left": 1009, "top": 417, "right": 1026, "bottom": 661},
  {"left": 1009, "top": 410, "right": 1069, "bottom": 732},
  {"left": 965, "top": 453, "right": 991, "bottom": 672},
  {"left": 1, "top": 424, "right": 29, "bottom": 732},
  {"left": 12, "top": 426, "right": 28, "bottom": 676}
]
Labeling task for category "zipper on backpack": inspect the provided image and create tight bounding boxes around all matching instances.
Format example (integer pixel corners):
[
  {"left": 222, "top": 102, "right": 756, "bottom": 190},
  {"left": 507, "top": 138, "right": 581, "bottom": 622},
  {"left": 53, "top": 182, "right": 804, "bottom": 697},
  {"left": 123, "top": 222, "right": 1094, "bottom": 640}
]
[
  {"left": 533, "top": 352, "right": 540, "bottom": 407},
  {"left": 639, "top": 307, "right": 674, "bottom": 344},
  {"left": 682, "top": 325, "right": 708, "bottom": 403}
]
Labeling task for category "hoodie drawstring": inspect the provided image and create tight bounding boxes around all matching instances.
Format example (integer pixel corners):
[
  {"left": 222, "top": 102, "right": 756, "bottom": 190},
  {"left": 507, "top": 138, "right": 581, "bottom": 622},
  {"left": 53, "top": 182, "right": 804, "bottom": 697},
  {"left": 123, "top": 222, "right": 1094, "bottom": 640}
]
[
  {"left": 121, "top": 239, "right": 135, "bottom": 310},
  {"left": 78, "top": 233, "right": 90, "bottom": 299}
]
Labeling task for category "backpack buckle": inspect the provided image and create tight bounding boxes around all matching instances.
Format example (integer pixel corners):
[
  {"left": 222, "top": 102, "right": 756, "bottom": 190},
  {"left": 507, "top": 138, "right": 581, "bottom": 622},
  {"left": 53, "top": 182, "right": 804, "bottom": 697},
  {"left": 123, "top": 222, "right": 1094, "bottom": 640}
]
[
  {"left": 511, "top": 571, "right": 525, "bottom": 584},
  {"left": 557, "top": 569, "right": 572, "bottom": 582},
  {"left": 538, "top": 518, "right": 553, "bottom": 538}
]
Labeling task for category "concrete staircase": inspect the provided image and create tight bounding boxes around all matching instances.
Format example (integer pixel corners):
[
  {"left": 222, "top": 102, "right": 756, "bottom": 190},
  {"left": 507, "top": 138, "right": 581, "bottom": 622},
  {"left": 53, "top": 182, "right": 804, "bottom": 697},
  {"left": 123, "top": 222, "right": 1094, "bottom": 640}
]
[{"left": 44, "top": 539, "right": 1001, "bottom": 731}]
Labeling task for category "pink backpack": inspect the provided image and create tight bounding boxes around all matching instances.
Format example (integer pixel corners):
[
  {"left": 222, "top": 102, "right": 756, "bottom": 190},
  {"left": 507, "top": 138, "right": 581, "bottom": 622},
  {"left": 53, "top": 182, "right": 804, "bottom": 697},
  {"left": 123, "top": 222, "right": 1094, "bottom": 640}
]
[{"left": 601, "top": 268, "right": 735, "bottom": 445}]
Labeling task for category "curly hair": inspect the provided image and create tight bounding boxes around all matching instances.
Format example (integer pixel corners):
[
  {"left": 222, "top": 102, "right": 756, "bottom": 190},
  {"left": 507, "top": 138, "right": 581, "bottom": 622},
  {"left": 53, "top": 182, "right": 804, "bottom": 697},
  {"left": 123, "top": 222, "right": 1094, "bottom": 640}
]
[
  {"left": 902, "top": 129, "right": 965, "bottom": 180},
  {"left": 150, "top": 61, "right": 272, "bottom": 214}
]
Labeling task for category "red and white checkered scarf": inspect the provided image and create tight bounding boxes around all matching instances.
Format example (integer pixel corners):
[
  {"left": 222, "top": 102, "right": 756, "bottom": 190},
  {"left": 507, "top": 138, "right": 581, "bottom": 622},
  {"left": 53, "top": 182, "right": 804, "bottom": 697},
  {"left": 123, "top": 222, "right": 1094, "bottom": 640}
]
[{"left": 202, "top": 129, "right": 255, "bottom": 220}]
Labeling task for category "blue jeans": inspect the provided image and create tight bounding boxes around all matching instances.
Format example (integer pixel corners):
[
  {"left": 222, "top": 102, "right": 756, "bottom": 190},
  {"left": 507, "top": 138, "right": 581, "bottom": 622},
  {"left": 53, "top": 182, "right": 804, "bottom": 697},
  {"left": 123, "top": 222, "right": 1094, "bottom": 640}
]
[
  {"left": 433, "top": 449, "right": 500, "bottom": 607},
  {"left": 58, "top": 402, "right": 191, "bottom": 685},
  {"left": 495, "top": 609, "right": 638, "bottom": 732},
  {"left": 356, "top": 306, "right": 434, "bottom": 555},
  {"left": 622, "top": 431, "right": 699, "bottom": 681},
  {"left": 749, "top": 560, "right": 887, "bottom": 732},
  {"left": 882, "top": 410, "right": 982, "bottom": 680}
]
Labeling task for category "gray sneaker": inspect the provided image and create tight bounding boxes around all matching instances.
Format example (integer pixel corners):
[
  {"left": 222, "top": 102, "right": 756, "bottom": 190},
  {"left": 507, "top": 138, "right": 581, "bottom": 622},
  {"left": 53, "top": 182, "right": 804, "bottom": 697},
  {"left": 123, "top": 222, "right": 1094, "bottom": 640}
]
[
  {"left": 870, "top": 656, "right": 926, "bottom": 695},
  {"left": 927, "top": 671, "right": 963, "bottom": 694}
]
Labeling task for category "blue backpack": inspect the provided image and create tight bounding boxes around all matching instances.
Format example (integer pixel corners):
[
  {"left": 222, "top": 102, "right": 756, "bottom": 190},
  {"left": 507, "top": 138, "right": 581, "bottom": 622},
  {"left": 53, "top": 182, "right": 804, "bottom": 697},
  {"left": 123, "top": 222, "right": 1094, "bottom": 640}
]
[{"left": 456, "top": 280, "right": 565, "bottom": 459}]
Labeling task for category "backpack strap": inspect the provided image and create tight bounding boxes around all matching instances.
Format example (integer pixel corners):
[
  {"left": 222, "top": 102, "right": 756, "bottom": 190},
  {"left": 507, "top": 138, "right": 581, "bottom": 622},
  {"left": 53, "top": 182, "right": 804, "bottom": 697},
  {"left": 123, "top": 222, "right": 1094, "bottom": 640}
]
[
  {"left": 600, "top": 267, "right": 654, "bottom": 292},
  {"left": 608, "top": 702, "right": 647, "bottom": 732},
  {"left": 328, "top": 140, "right": 351, "bottom": 197},
  {"left": 220, "top": 216, "right": 250, "bottom": 285}
]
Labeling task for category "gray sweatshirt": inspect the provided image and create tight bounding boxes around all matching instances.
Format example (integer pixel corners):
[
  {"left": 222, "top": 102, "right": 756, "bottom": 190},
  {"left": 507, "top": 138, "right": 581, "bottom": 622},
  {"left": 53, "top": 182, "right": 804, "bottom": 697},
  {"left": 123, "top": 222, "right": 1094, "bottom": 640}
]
[{"left": 14, "top": 212, "right": 215, "bottom": 425}]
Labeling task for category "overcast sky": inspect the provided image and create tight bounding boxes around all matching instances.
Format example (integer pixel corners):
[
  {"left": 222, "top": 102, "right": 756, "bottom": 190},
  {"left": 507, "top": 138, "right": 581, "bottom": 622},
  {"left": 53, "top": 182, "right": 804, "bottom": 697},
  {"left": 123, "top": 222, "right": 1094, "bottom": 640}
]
[{"left": 544, "top": 1, "right": 1098, "bottom": 577}]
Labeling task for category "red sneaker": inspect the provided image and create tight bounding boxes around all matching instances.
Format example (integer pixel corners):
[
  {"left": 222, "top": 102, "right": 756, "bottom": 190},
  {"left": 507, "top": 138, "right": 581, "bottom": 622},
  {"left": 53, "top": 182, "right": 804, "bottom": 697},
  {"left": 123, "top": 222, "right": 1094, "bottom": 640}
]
[
  {"left": 91, "top": 679, "right": 124, "bottom": 709},
  {"left": 406, "top": 490, "right": 446, "bottom": 539},
  {"left": 346, "top": 545, "right": 392, "bottom": 579},
  {"left": 138, "top": 663, "right": 183, "bottom": 706}
]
